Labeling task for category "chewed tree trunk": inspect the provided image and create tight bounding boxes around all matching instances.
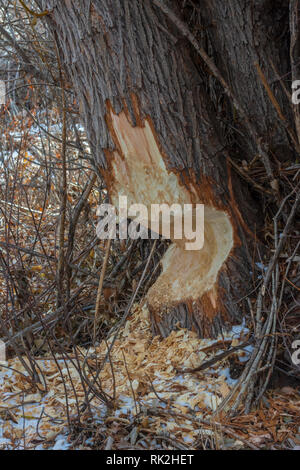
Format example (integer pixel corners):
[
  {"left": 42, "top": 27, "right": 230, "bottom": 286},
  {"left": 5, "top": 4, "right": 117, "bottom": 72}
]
[{"left": 40, "top": 0, "right": 287, "bottom": 338}]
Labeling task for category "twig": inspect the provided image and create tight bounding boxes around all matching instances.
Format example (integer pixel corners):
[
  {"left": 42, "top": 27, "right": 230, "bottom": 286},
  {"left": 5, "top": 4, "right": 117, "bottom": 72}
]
[
  {"left": 93, "top": 237, "right": 112, "bottom": 342},
  {"left": 55, "top": 37, "right": 68, "bottom": 309},
  {"left": 82, "top": 240, "right": 158, "bottom": 409},
  {"left": 255, "top": 62, "right": 300, "bottom": 155},
  {"left": 176, "top": 339, "right": 253, "bottom": 374}
]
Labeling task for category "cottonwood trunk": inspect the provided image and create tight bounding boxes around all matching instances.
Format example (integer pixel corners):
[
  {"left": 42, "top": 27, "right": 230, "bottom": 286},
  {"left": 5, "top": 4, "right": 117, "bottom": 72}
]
[{"left": 40, "top": 0, "right": 295, "bottom": 338}]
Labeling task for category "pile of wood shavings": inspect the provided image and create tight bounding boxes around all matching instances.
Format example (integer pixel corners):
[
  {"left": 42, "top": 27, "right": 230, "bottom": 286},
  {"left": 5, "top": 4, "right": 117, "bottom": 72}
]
[
  {"left": 0, "top": 304, "right": 250, "bottom": 449},
  {"left": 96, "top": 304, "right": 242, "bottom": 415}
]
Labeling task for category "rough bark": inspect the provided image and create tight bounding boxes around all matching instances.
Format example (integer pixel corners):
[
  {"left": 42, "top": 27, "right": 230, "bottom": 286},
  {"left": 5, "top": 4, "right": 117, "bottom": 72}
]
[
  {"left": 199, "top": 0, "right": 294, "bottom": 164},
  {"left": 38, "top": 0, "right": 287, "bottom": 338}
]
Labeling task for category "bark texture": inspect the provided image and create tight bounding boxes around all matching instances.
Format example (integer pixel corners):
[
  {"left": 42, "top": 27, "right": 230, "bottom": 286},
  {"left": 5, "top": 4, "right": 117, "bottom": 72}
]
[
  {"left": 39, "top": 0, "right": 293, "bottom": 337},
  {"left": 200, "top": 0, "right": 293, "bottom": 163}
]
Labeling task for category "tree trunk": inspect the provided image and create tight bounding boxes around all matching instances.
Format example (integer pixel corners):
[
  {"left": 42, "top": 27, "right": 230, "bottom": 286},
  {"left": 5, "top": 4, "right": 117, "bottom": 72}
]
[
  {"left": 40, "top": 0, "right": 294, "bottom": 338},
  {"left": 199, "top": 0, "right": 294, "bottom": 164}
]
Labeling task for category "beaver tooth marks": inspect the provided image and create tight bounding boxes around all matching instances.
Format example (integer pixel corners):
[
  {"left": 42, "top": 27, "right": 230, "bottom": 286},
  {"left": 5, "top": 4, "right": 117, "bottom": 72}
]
[{"left": 105, "top": 108, "right": 234, "bottom": 318}]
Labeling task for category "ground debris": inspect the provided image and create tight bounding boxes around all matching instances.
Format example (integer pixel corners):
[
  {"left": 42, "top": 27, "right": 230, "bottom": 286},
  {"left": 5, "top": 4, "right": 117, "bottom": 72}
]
[{"left": 1, "top": 304, "right": 299, "bottom": 449}]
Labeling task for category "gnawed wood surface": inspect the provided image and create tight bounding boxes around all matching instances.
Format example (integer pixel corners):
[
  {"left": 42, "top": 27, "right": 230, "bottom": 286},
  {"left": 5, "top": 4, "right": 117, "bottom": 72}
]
[{"left": 106, "top": 107, "right": 234, "bottom": 332}]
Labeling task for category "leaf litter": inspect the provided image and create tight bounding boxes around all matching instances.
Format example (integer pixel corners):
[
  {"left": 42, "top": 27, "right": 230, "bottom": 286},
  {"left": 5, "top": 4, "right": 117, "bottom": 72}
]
[{"left": 1, "top": 302, "right": 299, "bottom": 450}]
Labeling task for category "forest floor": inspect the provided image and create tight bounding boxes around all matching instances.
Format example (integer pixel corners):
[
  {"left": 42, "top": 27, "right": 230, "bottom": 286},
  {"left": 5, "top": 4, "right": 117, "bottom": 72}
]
[{"left": 1, "top": 303, "right": 300, "bottom": 450}]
